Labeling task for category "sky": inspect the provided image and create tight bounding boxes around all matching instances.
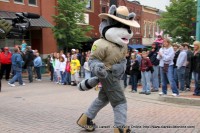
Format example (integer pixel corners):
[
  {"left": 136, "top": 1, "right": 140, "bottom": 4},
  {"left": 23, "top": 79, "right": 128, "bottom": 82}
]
[{"left": 130, "top": 0, "right": 171, "bottom": 11}]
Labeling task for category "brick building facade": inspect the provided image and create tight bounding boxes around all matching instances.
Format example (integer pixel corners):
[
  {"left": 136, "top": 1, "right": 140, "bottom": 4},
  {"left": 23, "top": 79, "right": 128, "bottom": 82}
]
[
  {"left": 141, "top": 6, "right": 161, "bottom": 46},
  {"left": 0, "top": 0, "right": 57, "bottom": 55}
]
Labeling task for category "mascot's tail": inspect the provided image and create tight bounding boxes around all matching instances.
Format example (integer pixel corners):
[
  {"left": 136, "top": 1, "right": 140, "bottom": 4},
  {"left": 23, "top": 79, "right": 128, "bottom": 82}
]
[{"left": 78, "top": 77, "right": 99, "bottom": 91}]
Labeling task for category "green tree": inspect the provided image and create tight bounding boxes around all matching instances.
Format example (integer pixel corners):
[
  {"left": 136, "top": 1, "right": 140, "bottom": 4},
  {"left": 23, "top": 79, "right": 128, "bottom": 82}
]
[
  {"left": 52, "top": 0, "right": 93, "bottom": 49},
  {"left": 158, "top": 0, "right": 197, "bottom": 43}
]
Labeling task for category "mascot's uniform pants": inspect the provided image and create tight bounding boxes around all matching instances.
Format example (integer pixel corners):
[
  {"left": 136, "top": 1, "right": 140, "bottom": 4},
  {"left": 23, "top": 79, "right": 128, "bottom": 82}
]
[{"left": 85, "top": 71, "right": 127, "bottom": 127}]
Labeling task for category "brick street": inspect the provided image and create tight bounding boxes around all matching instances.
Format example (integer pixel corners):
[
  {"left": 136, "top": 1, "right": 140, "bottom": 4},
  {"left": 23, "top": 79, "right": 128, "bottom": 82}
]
[{"left": 0, "top": 78, "right": 200, "bottom": 133}]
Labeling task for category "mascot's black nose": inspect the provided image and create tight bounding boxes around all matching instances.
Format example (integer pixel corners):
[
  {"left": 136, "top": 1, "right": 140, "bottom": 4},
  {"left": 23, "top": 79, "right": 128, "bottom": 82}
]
[{"left": 127, "top": 29, "right": 131, "bottom": 34}]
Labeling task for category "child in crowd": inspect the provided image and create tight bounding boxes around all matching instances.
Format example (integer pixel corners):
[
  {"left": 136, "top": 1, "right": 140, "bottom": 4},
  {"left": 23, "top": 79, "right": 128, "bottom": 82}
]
[
  {"left": 70, "top": 54, "right": 80, "bottom": 86},
  {"left": 21, "top": 40, "right": 27, "bottom": 53},
  {"left": 54, "top": 53, "right": 61, "bottom": 84},
  {"left": 33, "top": 52, "right": 42, "bottom": 81},
  {"left": 129, "top": 53, "right": 140, "bottom": 93},
  {"left": 139, "top": 51, "right": 153, "bottom": 95},
  {"left": 65, "top": 57, "right": 71, "bottom": 85},
  {"left": 83, "top": 57, "right": 91, "bottom": 79},
  {"left": 59, "top": 56, "right": 66, "bottom": 85}
]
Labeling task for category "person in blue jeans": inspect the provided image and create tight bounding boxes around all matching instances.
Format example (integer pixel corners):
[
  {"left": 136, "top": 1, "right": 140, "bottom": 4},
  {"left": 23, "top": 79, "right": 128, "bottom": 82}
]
[
  {"left": 157, "top": 38, "right": 179, "bottom": 97},
  {"left": 8, "top": 47, "right": 25, "bottom": 87},
  {"left": 34, "top": 52, "right": 42, "bottom": 81},
  {"left": 139, "top": 51, "right": 153, "bottom": 95},
  {"left": 148, "top": 42, "right": 160, "bottom": 92},
  {"left": 172, "top": 43, "right": 180, "bottom": 88},
  {"left": 176, "top": 43, "right": 187, "bottom": 91},
  {"left": 129, "top": 53, "right": 140, "bottom": 93}
]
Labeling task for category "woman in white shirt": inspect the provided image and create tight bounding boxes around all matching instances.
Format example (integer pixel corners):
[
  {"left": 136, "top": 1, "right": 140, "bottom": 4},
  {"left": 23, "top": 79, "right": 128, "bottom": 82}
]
[{"left": 157, "top": 38, "right": 179, "bottom": 97}]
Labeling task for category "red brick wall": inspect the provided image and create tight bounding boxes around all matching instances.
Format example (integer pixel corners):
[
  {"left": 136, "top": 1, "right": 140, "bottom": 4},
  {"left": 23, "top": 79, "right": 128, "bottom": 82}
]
[
  {"left": 86, "top": 0, "right": 101, "bottom": 38},
  {"left": 40, "top": 0, "right": 57, "bottom": 54},
  {"left": 0, "top": 0, "right": 40, "bottom": 14}
]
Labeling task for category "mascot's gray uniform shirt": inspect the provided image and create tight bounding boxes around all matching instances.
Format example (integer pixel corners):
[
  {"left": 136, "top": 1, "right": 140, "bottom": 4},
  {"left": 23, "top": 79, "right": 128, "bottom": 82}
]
[{"left": 89, "top": 38, "right": 127, "bottom": 107}]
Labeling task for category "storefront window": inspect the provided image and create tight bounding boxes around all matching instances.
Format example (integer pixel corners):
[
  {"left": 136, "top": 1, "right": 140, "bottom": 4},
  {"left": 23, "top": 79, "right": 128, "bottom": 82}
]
[
  {"left": 29, "top": 0, "right": 37, "bottom": 5},
  {"left": 14, "top": 0, "right": 24, "bottom": 3}
]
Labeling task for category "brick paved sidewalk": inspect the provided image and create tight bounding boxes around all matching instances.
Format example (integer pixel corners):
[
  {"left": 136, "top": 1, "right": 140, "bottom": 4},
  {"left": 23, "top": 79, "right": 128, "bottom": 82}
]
[{"left": 0, "top": 78, "right": 200, "bottom": 133}]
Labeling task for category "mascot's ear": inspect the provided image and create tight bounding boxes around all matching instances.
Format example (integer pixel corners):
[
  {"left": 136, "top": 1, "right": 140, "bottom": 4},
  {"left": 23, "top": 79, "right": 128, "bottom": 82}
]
[
  {"left": 128, "top": 12, "right": 136, "bottom": 20},
  {"left": 108, "top": 5, "right": 117, "bottom": 15},
  {"left": 99, "top": 19, "right": 109, "bottom": 37},
  {"left": 107, "top": 5, "right": 118, "bottom": 25}
]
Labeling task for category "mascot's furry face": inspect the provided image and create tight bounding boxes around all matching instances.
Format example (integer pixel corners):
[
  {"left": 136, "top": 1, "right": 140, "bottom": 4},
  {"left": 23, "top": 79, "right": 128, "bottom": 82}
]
[
  {"left": 100, "top": 20, "right": 133, "bottom": 46},
  {"left": 104, "top": 23, "right": 133, "bottom": 46},
  {"left": 99, "top": 5, "right": 139, "bottom": 47}
]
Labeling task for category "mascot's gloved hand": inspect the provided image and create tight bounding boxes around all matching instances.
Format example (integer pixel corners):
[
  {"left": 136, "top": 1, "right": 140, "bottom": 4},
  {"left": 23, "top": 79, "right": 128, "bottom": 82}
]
[
  {"left": 0, "top": 18, "right": 12, "bottom": 38},
  {"left": 111, "top": 58, "right": 127, "bottom": 79},
  {"left": 78, "top": 76, "right": 99, "bottom": 91},
  {"left": 89, "top": 59, "right": 108, "bottom": 79},
  {"left": 94, "top": 63, "right": 108, "bottom": 78}
]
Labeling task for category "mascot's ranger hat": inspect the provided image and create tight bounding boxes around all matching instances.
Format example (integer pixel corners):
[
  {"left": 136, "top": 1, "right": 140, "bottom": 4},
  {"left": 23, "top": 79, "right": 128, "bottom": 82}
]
[{"left": 99, "top": 5, "right": 140, "bottom": 28}]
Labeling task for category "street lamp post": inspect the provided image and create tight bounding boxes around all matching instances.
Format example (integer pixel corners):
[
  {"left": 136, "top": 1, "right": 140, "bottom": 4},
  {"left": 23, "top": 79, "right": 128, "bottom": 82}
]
[{"left": 196, "top": 0, "right": 200, "bottom": 41}]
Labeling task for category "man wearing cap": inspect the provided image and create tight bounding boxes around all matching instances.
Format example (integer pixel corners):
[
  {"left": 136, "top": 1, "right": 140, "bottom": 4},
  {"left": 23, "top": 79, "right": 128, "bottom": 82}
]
[{"left": 0, "top": 47, "right": 12, "bottom": 81}]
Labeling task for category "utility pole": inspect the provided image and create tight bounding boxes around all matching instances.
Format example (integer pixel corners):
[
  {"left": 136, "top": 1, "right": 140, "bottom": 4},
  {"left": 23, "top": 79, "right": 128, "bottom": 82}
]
[{"left": 196, "top": 0, "right": 200, "bottom": 41}]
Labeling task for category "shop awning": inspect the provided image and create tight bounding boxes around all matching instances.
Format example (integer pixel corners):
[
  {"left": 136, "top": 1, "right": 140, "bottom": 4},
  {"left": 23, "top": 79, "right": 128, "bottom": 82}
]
[{"left": 0, "top": 10, "right": 53, "bottom": 28}]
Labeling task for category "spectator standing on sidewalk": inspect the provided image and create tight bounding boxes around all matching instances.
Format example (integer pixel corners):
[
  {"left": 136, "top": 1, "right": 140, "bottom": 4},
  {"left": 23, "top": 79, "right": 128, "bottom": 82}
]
[
  {"left": 173, "top": 43, "right": 180, "bottom": 88},
  {"left": 48, "top": 53, "right": 54, "bottom": 82},
  {"left": 70, "top": 54, "right": 80, "bottom": 86},
  {"left": 24, "top": 46, "right": 34, "bottom": 83},
  {"left": 129, "top": 53, "right": 140, "bottom": 93},
  {"left": 54, "top": 53, "right": 61, "bottom": 83},
  {"left": 176, "top": 43, "right": 187, "bottom": 92},
  {"left": 65, "top": 57, "right": 71, "bottom": 85},
  {"left": 33, "top": 52, "right": 42, "bottom": 81},
  {"left": 148, "top": 42, "right": 160, "bottom": 92},
  {"left": 139, "top": 51, "right": 153, "bottom": 95},
  {"left": 157, "top": 38, "right": 179, "bottom": 97},
  {"left": 191, "top": 41, "right": 200, "bottom": 96},
  {"left": 0, "top": 47, "right": 12, "bottom": 81},
  {"left": 59, "top": 56, "right": 66, "bottom": 85},
  {"left": 83, "top": 56, "right": 91, "bottom": 79},
  {"left": 124, "top": 51, "right": 131, "bottom": 88},
  {"left": 8, "top": 47, "right": 25, "bottom": 87},
  {"left": 184, "top": 43, "right": 193, "bottom": 91}
]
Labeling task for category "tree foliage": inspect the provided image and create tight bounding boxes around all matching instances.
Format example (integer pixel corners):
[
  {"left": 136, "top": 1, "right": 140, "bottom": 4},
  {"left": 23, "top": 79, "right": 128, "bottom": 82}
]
[
  {"left": 52, "top": 0, "right": 93, "bottom": 49},
  {"left": 158, "top": 0, "right": 197, "bottom": 43}
]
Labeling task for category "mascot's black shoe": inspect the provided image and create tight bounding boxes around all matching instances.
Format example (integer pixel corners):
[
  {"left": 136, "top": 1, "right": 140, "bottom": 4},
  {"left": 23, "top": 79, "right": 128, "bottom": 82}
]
[
  {"left": 114, "top": 127, "right": 132, "bottom": 133},
  {"left": 77, "top": 113, "right": 96, "bottom": 132}
]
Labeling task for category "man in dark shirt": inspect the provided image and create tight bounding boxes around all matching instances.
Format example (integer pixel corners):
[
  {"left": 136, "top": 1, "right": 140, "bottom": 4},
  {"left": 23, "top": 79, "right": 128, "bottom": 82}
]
[
  {"left": 148, "top": 42, "right": 160, "bottom": 92},
  {"left": 173, "top": 43, "right": 180, "bottom": 88},
  {"left": 24, "top": 46, "right": 34, "bottom": 83},
  {"left": 183, "top": 43, "right": 193, "bottom": 91}
]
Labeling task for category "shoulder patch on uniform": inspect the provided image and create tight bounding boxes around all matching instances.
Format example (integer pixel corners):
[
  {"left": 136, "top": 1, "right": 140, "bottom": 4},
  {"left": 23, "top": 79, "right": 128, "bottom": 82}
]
[{"left": 92, "top": 44, "right": 97, "bottom": 51}]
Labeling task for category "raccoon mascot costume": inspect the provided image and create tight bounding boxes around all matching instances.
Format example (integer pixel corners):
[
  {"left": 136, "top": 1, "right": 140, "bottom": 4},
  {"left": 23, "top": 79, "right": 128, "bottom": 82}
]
[{"left": 77, "top": 5, "right": 140, "bottom": 133}]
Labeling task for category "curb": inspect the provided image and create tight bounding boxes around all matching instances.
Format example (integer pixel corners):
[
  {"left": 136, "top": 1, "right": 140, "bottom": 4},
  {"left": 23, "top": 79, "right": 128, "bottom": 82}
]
[{"left": 158, "top": 96, "right": 200, "bottom": 106}]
